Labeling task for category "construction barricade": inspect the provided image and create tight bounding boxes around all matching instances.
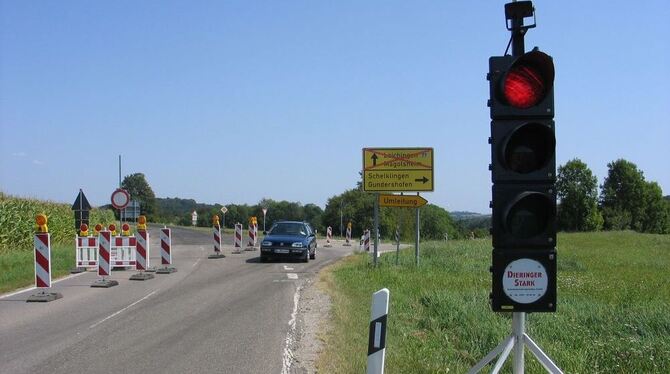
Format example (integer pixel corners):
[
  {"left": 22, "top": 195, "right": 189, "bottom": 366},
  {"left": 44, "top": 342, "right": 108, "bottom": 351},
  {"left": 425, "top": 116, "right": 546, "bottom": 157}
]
[
  {"left": 27, "top": 214, "right": 63, "bottom": 302},
  {"left": 233, "top": 223, "right": 243, "bottom": 254},
  {"left": 325, "top": 226, "right": 333, "bottom": 247}
]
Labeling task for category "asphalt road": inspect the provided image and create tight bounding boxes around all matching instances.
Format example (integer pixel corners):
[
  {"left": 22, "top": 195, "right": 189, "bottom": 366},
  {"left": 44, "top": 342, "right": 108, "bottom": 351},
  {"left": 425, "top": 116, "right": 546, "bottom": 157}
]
[{"left": 0, "top": 225, "right": 364, "bottom": 374}]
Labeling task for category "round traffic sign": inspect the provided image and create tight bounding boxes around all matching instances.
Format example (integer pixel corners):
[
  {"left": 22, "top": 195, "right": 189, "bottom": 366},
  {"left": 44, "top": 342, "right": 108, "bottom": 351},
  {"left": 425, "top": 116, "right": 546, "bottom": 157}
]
[
  {"left": 111, "top": 188, "right": 130, "bottom": 209},
  {"left": 502, "top": 258, "right": 548, "bottom": 304}
]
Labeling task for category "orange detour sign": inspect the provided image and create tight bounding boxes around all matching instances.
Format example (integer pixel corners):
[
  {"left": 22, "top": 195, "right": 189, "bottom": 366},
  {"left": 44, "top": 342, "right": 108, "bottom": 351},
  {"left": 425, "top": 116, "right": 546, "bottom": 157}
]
[
  {"left": 362, "top": 148, "right": 434, "bottom": 192},
  {"left": 378, "top": 194, "right": 428, "bottom": 208}
]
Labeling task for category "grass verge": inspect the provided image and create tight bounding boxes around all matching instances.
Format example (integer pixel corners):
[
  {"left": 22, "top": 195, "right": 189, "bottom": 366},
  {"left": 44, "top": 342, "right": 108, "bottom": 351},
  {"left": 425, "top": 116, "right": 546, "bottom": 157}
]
[
  {"left": 0, "top": 243, "right": 75, "bottom": 294},
  {"left": 317, "top": 231, "right": 670, "bottom": 373}
]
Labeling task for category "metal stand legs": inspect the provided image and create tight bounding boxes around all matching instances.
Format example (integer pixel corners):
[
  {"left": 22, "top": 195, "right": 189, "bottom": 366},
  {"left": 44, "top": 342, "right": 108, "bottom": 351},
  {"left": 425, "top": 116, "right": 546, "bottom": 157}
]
[{"left": 468, "top": 313, "right": 563, "bottom": 374}]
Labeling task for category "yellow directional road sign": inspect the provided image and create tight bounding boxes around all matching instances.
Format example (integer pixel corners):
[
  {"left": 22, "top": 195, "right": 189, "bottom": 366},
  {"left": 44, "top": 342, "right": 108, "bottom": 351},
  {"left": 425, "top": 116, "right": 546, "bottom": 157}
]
[
  {"left": 379, "top": 194, "right": 428, "bottom": 208},
  {"left": 362, "top": 147, "right": 434, "bottom": 192}
]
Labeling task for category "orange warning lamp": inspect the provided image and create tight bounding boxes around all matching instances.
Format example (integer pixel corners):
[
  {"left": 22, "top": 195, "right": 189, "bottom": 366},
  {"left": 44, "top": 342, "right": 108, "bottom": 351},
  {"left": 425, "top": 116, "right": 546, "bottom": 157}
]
[
  {"left": 94, "top": 224, "right": 103, "bottom": 235},
  {"left": 80, "top": 223, "right": 89, "bottom": 237},
  {"left": 35, "top": 214, "right": 49, "bottom": 233},
  {"left": 109, "top": 223, "right": 117, "bottom": 236},
  {"left": 213, "top": 215, "right": 220, "bottom": 226},
  {"left": 137, "top": 215, "right": 147, "bottom": 231},
  {"left": 348, "top": 222, "right": 352, "bottom": 229},
  {"left": 121, "top": 223, "right": 131, "bottom": 236}
]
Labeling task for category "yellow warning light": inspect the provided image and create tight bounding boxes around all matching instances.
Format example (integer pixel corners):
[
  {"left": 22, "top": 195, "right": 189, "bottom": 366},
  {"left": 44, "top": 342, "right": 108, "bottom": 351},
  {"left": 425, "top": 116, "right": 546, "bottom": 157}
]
[
  {"left": 80, "top": 223, "right": 89, "bottom": 237},
  {"left": 121, "top": 223, "right": 131, "bottom": 236},
  {"left": 109, "top": 224, "right": 117, "bottom": 236},
  {"left": 94, "top": 224, "right": 103, "bottom": 235},
  {"left": 348, "top": 222, "right": 352, "bottom": 229},
  {"left": 213, "top": 215, "right": 220, "bottom": 226},
  {"left": 35, "top": 214, "right": 49, "bottom": 233},
  {"left": 137, "top": 216, "right": 147, "bottom": 231}
]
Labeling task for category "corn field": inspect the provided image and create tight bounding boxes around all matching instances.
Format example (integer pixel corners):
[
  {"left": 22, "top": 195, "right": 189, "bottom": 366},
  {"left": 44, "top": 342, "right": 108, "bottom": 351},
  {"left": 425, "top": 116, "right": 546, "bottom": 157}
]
[{"left": 0, "top": 193, "right": 115, "bottom": 254}]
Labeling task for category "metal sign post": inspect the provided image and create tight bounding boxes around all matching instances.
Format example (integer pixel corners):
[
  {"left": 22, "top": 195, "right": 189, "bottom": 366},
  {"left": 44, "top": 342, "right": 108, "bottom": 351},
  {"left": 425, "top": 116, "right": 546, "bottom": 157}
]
[
  {"left": 415, "top": 192, "right": 420, "bottom": 266},
  {"left": 373, "top": 193, "right": 379, "bottom": 266}
]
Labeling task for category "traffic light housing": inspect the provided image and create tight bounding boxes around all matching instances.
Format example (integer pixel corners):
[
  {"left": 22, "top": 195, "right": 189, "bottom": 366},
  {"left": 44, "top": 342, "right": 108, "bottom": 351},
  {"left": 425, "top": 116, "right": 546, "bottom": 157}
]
[{"left": 488, "top": 48, "right": 557, "bottom": 313}]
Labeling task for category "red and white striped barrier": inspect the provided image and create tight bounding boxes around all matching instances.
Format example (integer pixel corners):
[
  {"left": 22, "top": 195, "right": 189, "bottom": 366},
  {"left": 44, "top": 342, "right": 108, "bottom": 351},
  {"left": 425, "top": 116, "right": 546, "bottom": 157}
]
[
  {"left": 363, "top": 230, "right": 371, "bottom": 252},
  {"left": 246, "top": 224, "right": 257, "bottom": 250},
  {"left": 233, "top": 223, "right": 243, "bottom": 253},
  {"left": 34, "top": 233, "right": 52, "bottom": 288},
  {"left": 213, "top": 225, "right": 221, "bottom": 253},
  {"left": 135, "top": 231, "right": 150, "bottom": 271},
  {"left": 344, "top": 226, "right": 352, "bottom": 246},
  {"left": 160, "top": 228, "right": 172, "bottom": 265},
  {"left": 75, "top": 236, "right": 98, "bottom": 268},
  {"left": 91, "top": 230, "right": 119, "bottom": 287},
  {"left": 98, "top": 231, "right": 111, "bottom": 277},
  {"left": 156, "top": 227, "right": 177, "bottom": 274},
  {"left": 325, "top": 226, "right": 333, "bottom": 247},
  {"left": 111, "top": 236, "right": 137, "bottom": 267}
]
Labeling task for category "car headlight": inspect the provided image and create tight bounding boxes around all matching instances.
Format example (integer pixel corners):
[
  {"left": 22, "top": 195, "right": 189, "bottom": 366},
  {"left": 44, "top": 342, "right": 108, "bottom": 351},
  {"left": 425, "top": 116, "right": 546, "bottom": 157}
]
[
  {"left": 291, "top": 242, "right": 304, "bottom": 248},
  {"left": 261, "top": 241, "right": 272, "bottom": 247}
]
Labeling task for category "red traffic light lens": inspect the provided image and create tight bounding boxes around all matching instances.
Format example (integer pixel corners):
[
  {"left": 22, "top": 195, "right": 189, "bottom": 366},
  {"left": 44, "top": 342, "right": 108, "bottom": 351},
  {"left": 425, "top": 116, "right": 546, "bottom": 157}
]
[
  {"left": 502, "top": 51, "right": 554, "bottom": 109},
  {"left": 504, "top": 66, "right": 545, "bottom": 108}
]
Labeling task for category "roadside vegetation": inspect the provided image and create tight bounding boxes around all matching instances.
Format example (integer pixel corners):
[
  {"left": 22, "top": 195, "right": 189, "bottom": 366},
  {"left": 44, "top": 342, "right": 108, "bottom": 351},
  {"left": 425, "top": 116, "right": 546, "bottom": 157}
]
[{"left": 317, "top": 231, "right": 670, "bottom": 373}]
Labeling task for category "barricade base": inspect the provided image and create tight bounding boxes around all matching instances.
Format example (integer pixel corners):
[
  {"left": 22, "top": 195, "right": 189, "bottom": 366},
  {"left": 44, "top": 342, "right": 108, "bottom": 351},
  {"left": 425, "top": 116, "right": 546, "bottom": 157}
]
[
  {"left": 208, "top": 252, "right": 226, "bottom": 259},
  {"left": 144, "top": 266, "right": 157, "bottom": 273},
  {"left": 129, "top": 272, "right": 155, "bottom": 281},
  {"left": 244, "top": 246, "right": 257, "bottom": 251},
  {"left": 232, "top": 248, "right": 242, "bottom": 254},
  {"left": 343, "top": 243, "right": 352, "bottom": 246},
  {"left": 91, "top": 278, "right": 119, "bottom": 288},
  {"left": 70, "top": 266, "right": 88, "bottom": 274},
  {"left": 156, "top": 266, "right": 177, "bottom": 274},
  {"left": 26, "top": 290, "right": 63, "bottom": 303}
]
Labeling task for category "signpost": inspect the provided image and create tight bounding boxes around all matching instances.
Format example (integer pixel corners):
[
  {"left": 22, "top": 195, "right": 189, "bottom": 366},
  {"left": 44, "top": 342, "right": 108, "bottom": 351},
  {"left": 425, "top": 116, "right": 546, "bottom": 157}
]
[
  {"left": 378, "top": 194, "right": 427, "bottom": 208},
  {"left": 362, "top": 148, "right": 433, "bottom": 266},
  {"left": 71, "top": 189, "right": 92, "bottom": 230},
  {"left": 362, "top": 148, "right": 434, "bottom": 192},
  {"left": 221, "top": 206, "right": 228, "bottom": 228}
]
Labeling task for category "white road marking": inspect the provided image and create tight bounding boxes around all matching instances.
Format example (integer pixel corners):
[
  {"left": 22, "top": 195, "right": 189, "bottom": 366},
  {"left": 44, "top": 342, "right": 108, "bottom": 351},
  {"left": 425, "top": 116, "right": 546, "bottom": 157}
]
[
  {"left": 193, "top": 258, "right": 201, "bottom": 268},
  {"left": 0, "top": 271, "right": 88, "bottom": 300},
  {"left": 89, "top": 290, "right": 157, "bottom": 329},
  {"left": 281, "top": 285, "right": 302, "bottom": 374},
  {"left": 283, "top": 266, "right": 294, "bottom": 271},
  {"left": 287, "top": 273, "right": 298, "bottom": 280}
]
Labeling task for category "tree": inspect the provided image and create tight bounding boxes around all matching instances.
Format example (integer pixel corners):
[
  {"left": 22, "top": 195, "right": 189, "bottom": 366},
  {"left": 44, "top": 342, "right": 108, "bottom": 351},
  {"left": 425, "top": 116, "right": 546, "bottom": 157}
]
[
  {"left": 600, "top": 159, "right": 647, "bottom": 231},
  {"left": 121, "top": 173, "right": 157, "bottom": 220},
  {"left": 640, "top": 181, "right": 670, "bottom": 234},
  {"left": 556, "top": 159, "right": 602, "bottom": 231},
  {"left": 418, "top": 204, "right": 459, "bottom": 240}
]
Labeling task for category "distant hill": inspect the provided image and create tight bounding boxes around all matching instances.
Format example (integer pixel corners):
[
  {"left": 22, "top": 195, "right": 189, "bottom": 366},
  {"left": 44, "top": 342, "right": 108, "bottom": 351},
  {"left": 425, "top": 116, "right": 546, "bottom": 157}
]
[{"left": 450, "top": 211, "right": 488, "bottom": 220}]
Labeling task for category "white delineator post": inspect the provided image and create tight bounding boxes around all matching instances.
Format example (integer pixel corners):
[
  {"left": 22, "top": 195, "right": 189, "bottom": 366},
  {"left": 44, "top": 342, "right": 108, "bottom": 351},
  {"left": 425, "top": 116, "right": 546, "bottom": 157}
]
[
  {"left": 367, "top": 288, "right": 390, "bottom": 374},
  {"left": 325, "top": 226, "right": 333, "bottom": 247}
]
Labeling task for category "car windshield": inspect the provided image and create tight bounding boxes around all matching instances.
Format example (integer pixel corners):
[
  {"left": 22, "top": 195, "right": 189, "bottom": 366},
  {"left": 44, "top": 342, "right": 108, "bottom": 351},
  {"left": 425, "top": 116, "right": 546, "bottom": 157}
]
[{"left": 270, "top": 223, "right": 307, "bottom": 236}]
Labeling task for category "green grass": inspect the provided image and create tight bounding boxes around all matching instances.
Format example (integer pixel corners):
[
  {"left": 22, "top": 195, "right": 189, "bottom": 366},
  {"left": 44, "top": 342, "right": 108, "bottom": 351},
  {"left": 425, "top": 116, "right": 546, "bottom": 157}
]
[
  {"left": 0, "top": 243, "right": 75, "bottom": 294},
  {"left": 317, "top": 231, "right": 670, "bottom": 373}
]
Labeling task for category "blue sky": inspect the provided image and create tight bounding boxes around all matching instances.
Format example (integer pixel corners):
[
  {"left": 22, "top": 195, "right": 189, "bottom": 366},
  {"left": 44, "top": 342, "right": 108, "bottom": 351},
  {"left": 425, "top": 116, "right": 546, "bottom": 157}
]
[{"left": 1, "top": 1, "right": 668, "bottom": 213}]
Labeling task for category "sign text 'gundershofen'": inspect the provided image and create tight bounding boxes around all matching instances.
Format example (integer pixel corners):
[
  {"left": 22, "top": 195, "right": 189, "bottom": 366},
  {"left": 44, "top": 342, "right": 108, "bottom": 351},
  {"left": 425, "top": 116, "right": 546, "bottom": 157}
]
[{"left": 362, "top": 148, "right": 434, "bottom": 192}]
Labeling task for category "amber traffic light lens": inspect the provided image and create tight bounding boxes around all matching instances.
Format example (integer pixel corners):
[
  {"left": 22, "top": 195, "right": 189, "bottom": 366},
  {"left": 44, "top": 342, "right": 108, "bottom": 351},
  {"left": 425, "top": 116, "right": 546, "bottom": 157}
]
[
  {"left": 503, "top": 122, "right": 555, "bottom": 174},
  {"left": 505, "top": 193, "right": 553, "bottom": 239}
]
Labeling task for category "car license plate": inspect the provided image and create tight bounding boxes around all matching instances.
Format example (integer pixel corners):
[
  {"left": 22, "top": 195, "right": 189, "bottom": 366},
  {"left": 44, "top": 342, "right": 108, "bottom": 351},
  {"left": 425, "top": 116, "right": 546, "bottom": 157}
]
[{"left": 275, "top": 249, "right": 290, "bottom": 254}]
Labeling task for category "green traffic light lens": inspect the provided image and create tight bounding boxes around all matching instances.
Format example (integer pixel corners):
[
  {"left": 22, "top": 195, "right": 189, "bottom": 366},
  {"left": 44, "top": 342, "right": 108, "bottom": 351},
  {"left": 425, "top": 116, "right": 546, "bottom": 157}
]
[
  {"left": 505, "top": 192, "right": 552, "bottom": 239},
  {"left": 503, "top": 122, "right": 555, "bottom": 174}
]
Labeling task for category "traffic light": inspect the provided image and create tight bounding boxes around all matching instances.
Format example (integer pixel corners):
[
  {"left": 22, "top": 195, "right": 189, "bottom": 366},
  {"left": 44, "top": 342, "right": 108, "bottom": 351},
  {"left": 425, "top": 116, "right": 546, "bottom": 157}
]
[{"left": 488, "top": 48, "right": 557, "bottom": 313}]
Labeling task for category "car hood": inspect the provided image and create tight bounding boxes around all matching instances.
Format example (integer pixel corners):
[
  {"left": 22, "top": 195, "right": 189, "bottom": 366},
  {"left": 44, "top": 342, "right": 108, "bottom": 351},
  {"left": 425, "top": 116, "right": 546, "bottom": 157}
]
[{"left": 263, "top": 235, "right": 308, "bottom": 243}]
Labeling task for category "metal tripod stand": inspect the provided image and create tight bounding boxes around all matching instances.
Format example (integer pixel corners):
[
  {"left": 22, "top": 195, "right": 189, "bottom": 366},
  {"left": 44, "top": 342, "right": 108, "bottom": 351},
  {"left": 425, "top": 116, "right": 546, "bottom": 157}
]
[{"left": 468, "top": 313, "right": 563, "bottom": 374}]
